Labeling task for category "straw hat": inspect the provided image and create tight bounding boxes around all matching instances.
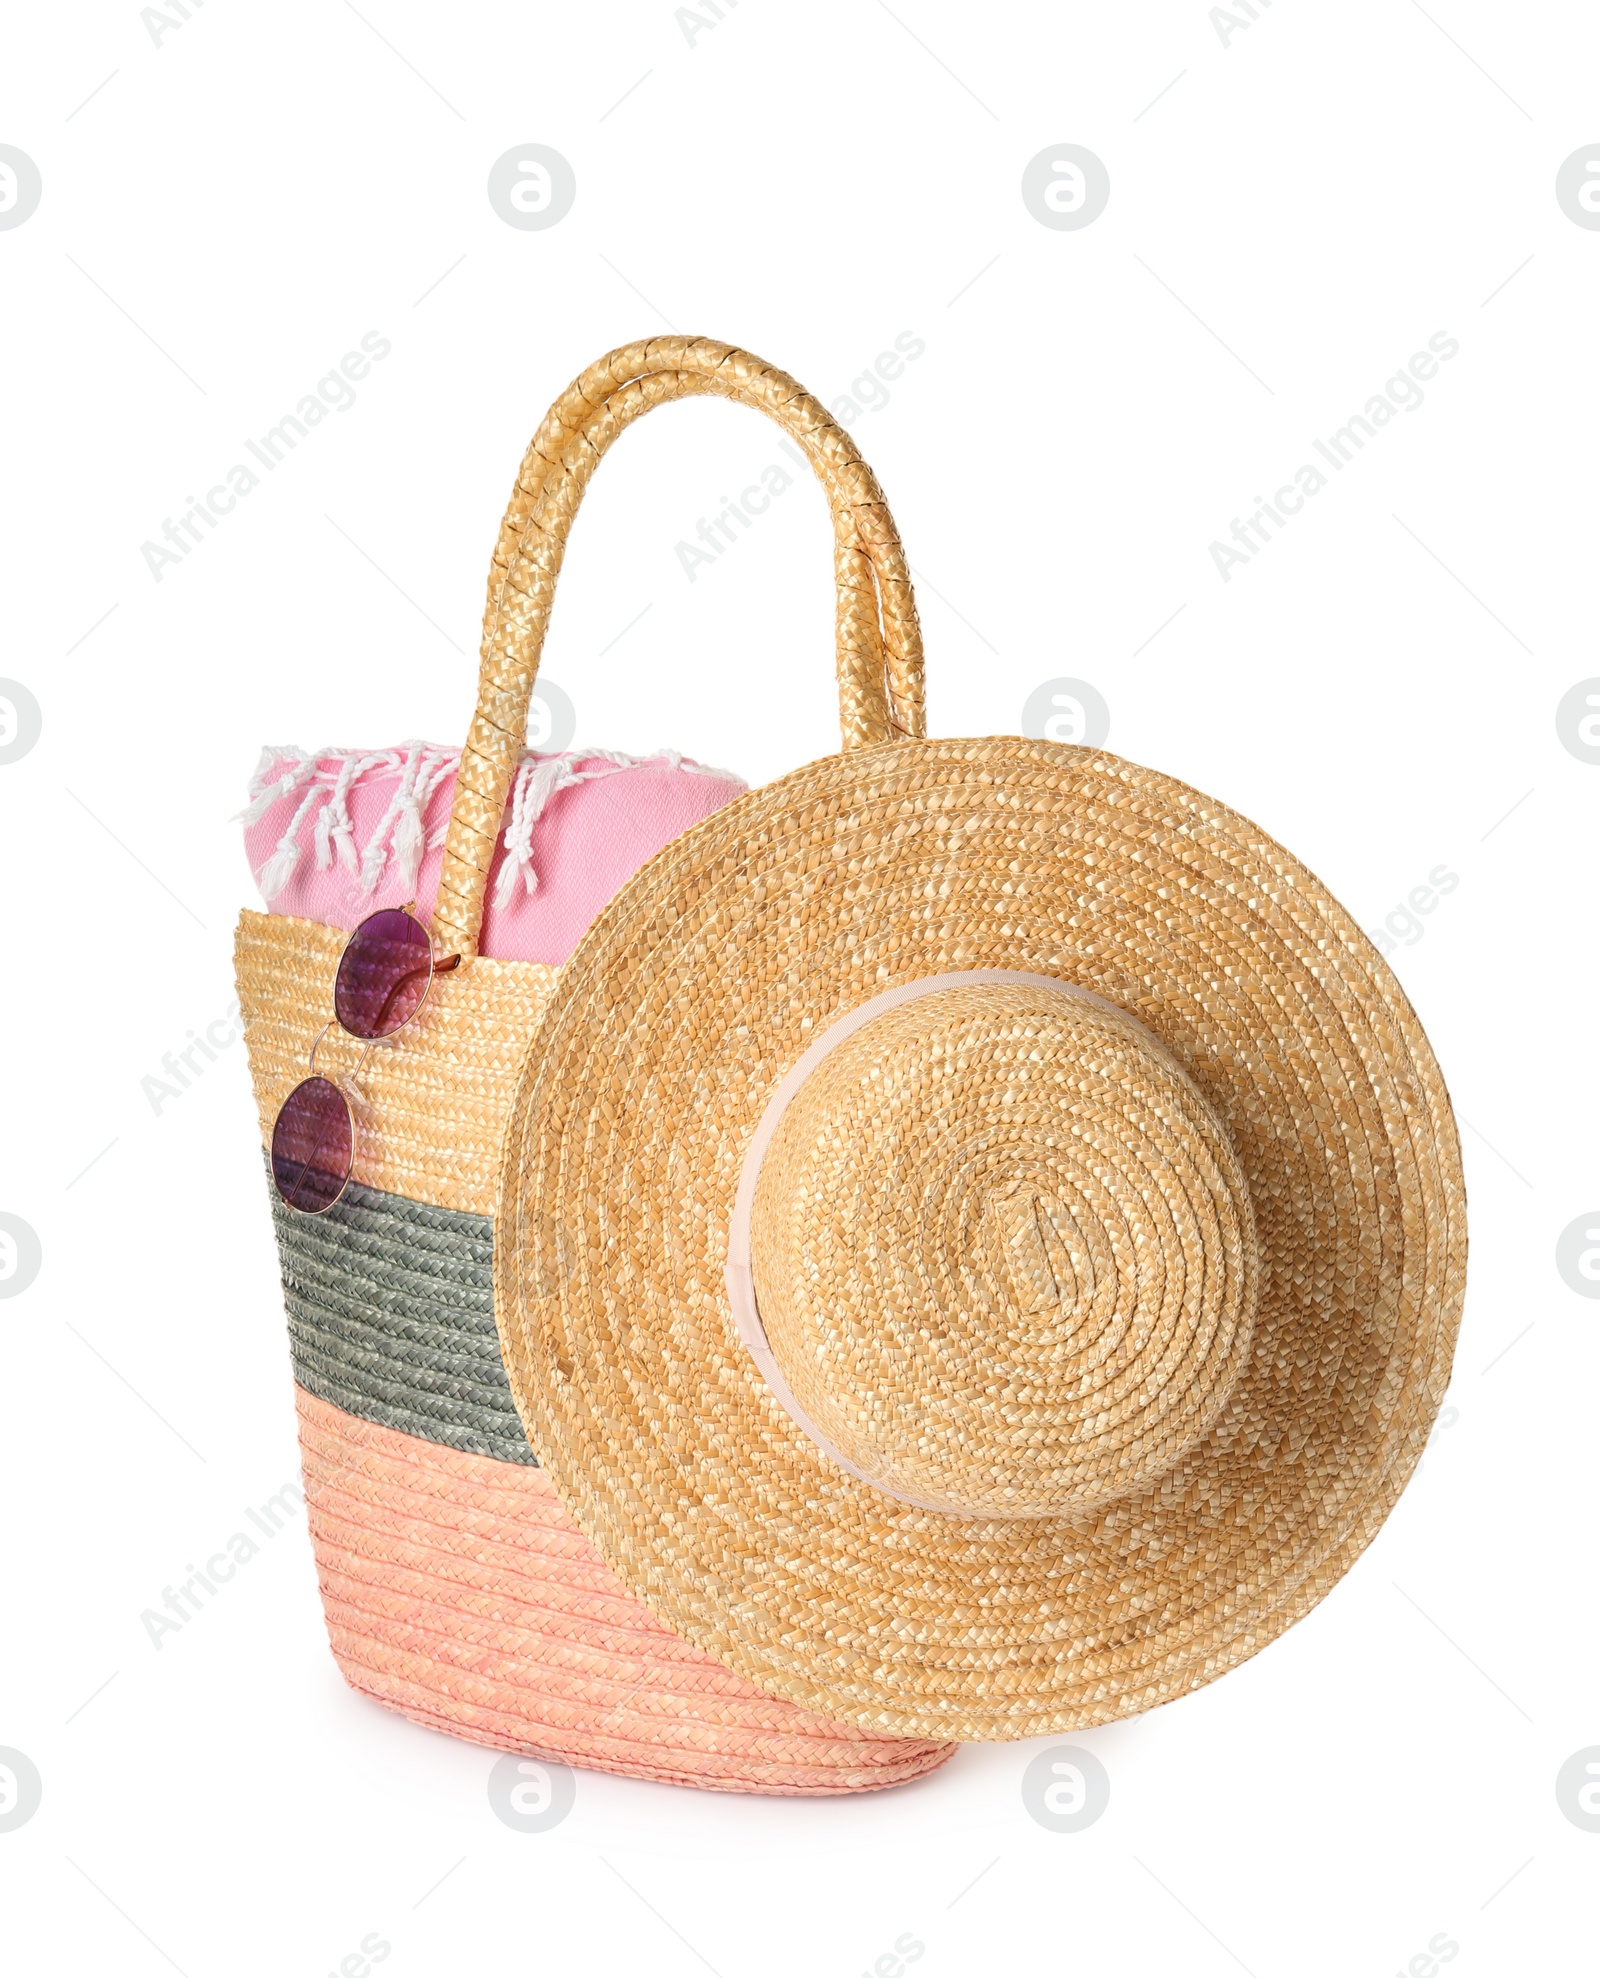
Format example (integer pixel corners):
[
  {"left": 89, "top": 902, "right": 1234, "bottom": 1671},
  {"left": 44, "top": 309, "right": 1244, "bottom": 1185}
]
[{"left": 493, "top": 735, "right": 1465, "bottom": 1742}]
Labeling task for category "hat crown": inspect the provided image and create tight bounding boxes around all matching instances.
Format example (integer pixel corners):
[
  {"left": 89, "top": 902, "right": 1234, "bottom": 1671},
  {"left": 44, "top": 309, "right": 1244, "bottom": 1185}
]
[{"left": 748, "top": 982, "right": 1259, "bottom": 1518}]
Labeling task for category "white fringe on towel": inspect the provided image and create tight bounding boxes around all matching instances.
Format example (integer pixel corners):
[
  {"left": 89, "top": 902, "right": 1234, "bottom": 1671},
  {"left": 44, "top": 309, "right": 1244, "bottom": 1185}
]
[{"left": 240, "top": 743, "right": 741, "bottom": 906}]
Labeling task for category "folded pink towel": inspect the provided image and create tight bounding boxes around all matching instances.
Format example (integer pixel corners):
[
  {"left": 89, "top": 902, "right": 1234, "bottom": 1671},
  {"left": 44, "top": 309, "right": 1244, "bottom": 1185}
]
[{"left": 241, "top": 743, "right": 747, "bottom": 964}]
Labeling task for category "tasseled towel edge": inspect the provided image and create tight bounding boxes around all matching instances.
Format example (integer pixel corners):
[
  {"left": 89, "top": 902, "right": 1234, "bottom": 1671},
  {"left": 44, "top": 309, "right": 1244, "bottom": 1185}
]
[{"left": 239, "top": 743, "right": 743, "bottom": 907}]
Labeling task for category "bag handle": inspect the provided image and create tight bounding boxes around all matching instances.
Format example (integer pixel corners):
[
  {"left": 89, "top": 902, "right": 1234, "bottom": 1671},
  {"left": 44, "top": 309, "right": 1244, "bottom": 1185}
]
[{"left": 431, "top": 337, "right": 926, "bottom": 963}]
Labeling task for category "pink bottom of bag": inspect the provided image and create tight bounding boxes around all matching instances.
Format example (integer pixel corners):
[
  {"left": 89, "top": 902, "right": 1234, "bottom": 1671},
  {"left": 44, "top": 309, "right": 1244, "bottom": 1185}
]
[{"left": 297, "top": 1386, "right": 957, "bottom": 1794}]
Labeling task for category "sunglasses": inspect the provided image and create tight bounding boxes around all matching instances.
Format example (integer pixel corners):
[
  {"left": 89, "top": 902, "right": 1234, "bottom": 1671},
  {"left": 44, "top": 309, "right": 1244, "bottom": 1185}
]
[{"left": 271, "top": 907, "right": 458, "bottom": 1214}]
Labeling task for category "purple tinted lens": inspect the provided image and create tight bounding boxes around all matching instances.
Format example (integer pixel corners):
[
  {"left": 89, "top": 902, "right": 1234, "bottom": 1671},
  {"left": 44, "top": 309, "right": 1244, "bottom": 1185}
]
[
  {"left": 272, "top": 1076, "right": 354, "bottom": 1214},
  {"left": 335, "top": 908, "right": 433, "bottom": 1040}
]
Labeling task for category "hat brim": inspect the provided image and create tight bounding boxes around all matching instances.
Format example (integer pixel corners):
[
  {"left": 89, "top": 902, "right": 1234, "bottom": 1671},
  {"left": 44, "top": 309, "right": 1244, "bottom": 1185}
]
[{"left": 494, "top": 738, "right": 1465, "bottom": 1741}]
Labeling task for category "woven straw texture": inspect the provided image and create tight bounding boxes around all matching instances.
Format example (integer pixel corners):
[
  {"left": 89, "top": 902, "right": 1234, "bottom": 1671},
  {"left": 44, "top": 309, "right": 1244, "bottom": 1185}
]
[
  {"left": 495, "top": 736, "right": 1467, "bottom": 1743},
  {"left": 749, "top": 982, "right": 1260, "bottom": 1518},
  {"left": 296, "top": 1385, "right": 956, "bottom": 1793},
  {"left": 434, "top": 337, "right": 926, "bottom": 962},
  {"left": 235, "top": 909, "right": 557, "bottom": 1216},
  {"left": 270, "top": 1167, "right": 534, "bottom": 1466}
]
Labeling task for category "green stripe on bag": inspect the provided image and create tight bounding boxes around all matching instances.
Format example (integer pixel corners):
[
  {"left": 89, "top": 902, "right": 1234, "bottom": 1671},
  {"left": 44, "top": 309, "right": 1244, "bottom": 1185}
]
[{"left": 268, "top": 1165, "right": 537, "bottom": 1466}]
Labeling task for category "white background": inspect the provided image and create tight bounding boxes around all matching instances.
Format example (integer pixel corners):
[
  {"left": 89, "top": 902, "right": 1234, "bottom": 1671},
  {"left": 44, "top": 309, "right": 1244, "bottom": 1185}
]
[{"left": 2, "top": 2, "right": 1597, "bottom": 1973}]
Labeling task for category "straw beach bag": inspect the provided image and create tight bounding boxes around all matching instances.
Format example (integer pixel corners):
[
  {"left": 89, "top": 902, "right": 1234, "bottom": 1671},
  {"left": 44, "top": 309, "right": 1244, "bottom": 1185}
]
[{"left": 234, "top": 338, "right": 957, "bottom": 1793}]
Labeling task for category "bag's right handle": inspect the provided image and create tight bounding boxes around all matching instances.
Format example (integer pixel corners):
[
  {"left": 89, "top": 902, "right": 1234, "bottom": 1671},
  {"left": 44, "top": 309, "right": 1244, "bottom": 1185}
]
[{"left": 433, "top": 338, "right": 926, "bottom": 963}]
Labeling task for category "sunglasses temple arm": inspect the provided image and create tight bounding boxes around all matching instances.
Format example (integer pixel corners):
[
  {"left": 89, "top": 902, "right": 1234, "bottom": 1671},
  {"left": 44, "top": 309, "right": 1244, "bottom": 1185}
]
[
  {"left": 367, "top": 949, "right": 461, "bottom": 1033},
  {"left": 372, "top": 962, "right": 432, "bottom": 1033}
]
